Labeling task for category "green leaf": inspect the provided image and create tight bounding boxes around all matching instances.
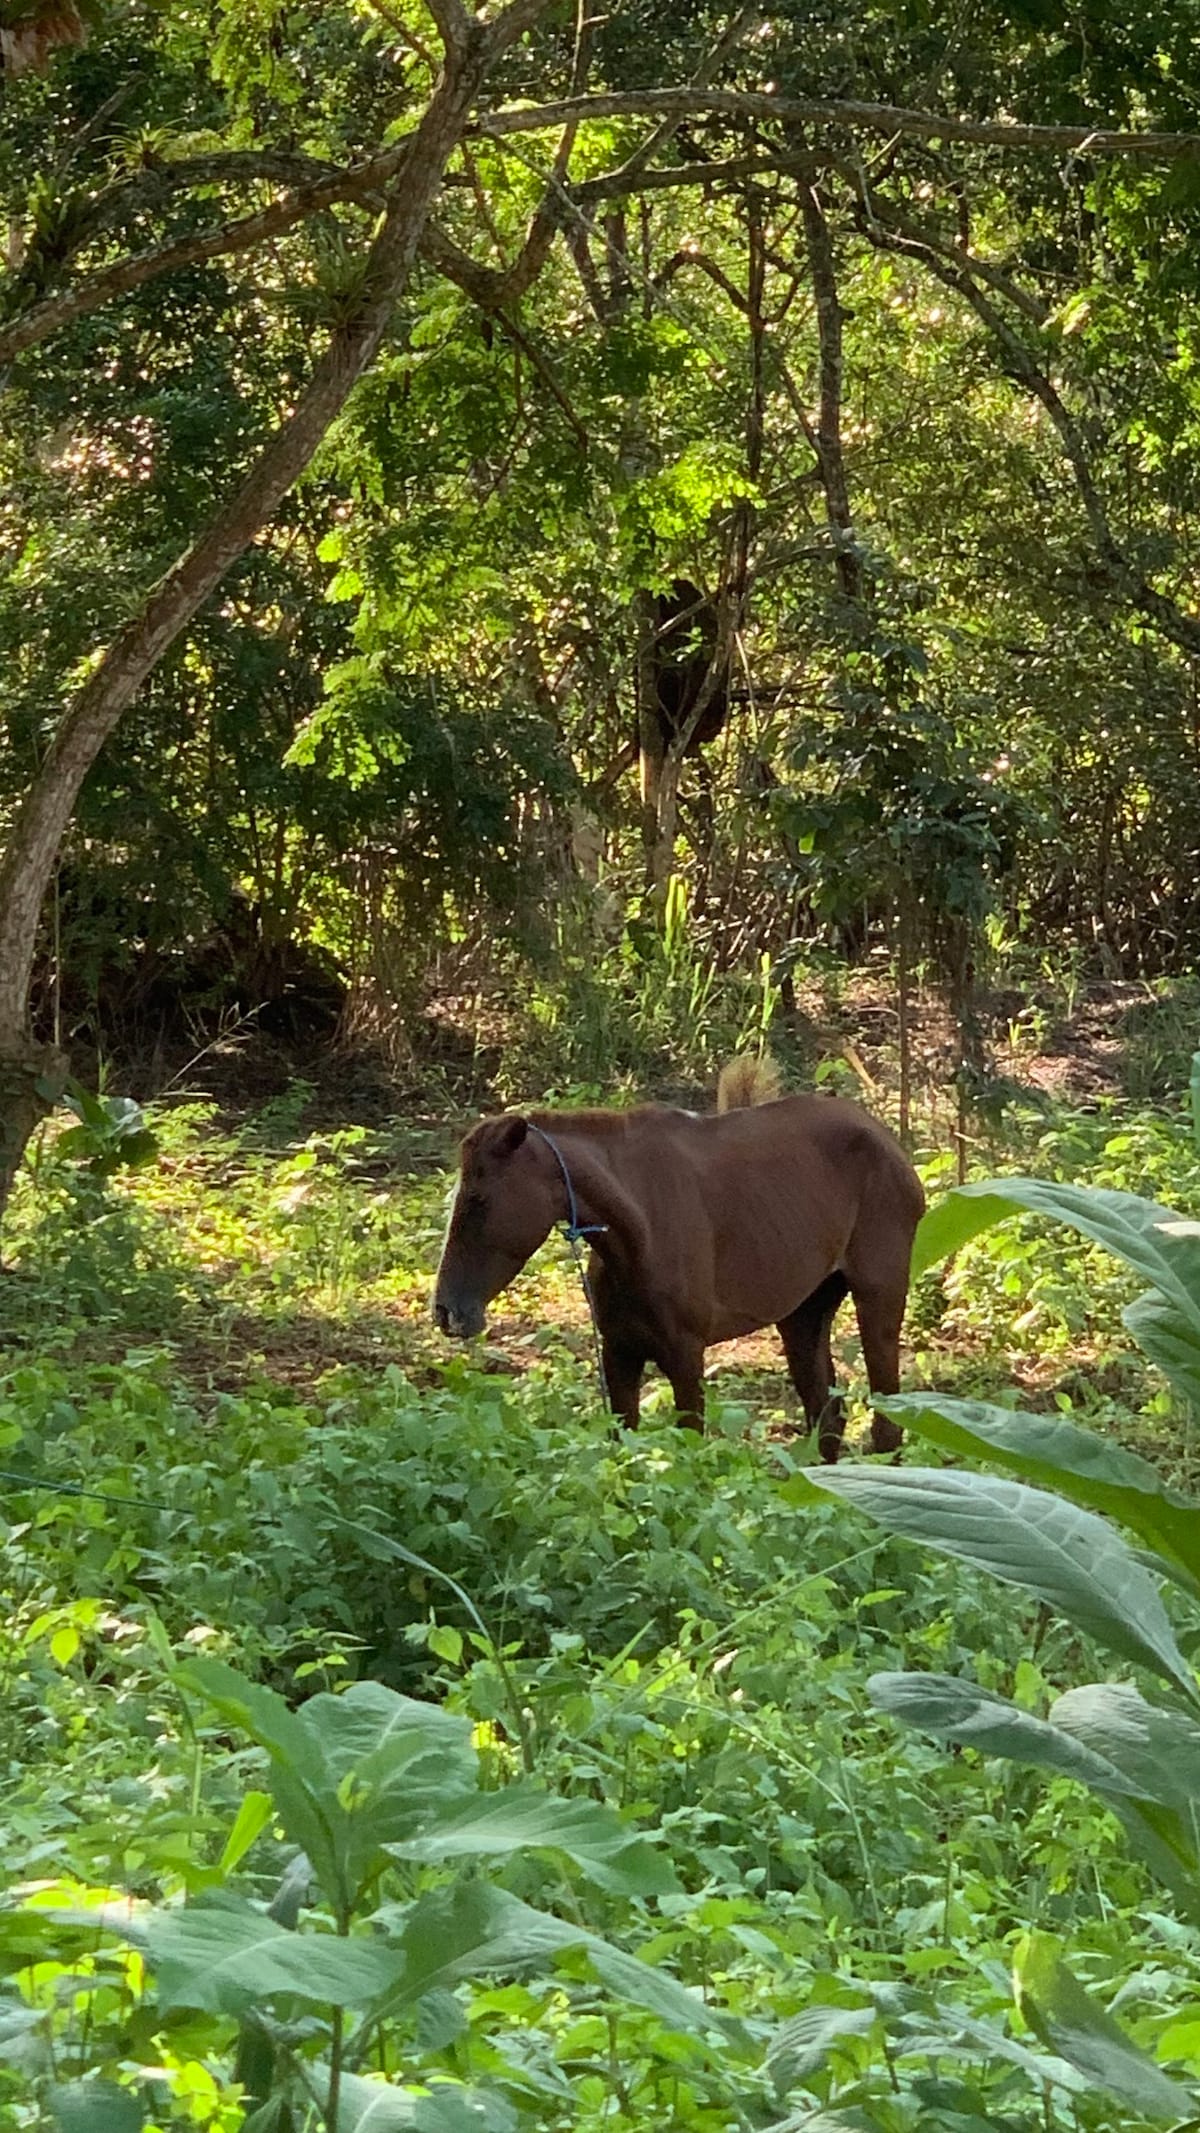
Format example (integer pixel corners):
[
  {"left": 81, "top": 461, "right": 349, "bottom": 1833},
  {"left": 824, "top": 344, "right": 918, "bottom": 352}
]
[
  {"left": 174, "top": 1659, "right": 342, "bottom": 1903},
  {"left": 1051, "top": 1681, "right": 1200, "bottom": 1808},
  {"left": 1125, "top": 1273, "right": 1200, "bottom": 1413},
  {"left": 375, "top": 1882, "right": 589, "bottom": 2011},
  {"left": 49, "top": 2083, "right": 144, "bottom": 2133},
  {"left": 912, "top": 1176, "right": 1184, "bottom": 1289},
  {"left": 177, "top": 1661, "right": 475, "bottom": 1913},
  {"left": 585, "top": 1941, "right": 734, "bottom": 2039},
  {"left": 0, "top": 1996, "right": 47, "bottom": 2072},
  {"left": 174, "top": 1659, "right": 315, "bottom": 1778},
  {"left": 808, "top": 1468, "right": 1199, "bottom": 1701},
  {"left": 912, "top": 1186, "right": 1028, "bottom": 1278},
  {"left": 383, "top": 1781, "right": 677, "bottom": 1895},
  {"left": 145, "top": 1893, "right": 407, "bottom": 2014},
  {"left": 882, "top": 1997, "right": 1087, "bottom": 2093},
  {"left": 377, "top": 1883, "right": 735, "bottom": 2040},
  {"left": 1013, "top": 1934, "right": 1194, "bottom": 2118},
  {"left": 883, "top": 1394, "right": 1200, "bottom": 1591},
  {"left": 220, "top": 1790, "right": 275, "bottom": 1875},
  {"left": 913, "top": 1179, "right": 1200, "bottom": 1415},
  {"left": 870, "top": 1671, "right": 1200, "bottom": 1916},
  {"left": 765, "top": 2001, "right": 877, "bottom": 2081},
  {"left": 411, "top": 2092, "right": 517, "bottom": 2133},
  {"left": 867, "top": 1673, "right": 1151, "bottom": 1797},
  {"left": 323, "top": 2073, "right": 514, "bottom": 2132}
]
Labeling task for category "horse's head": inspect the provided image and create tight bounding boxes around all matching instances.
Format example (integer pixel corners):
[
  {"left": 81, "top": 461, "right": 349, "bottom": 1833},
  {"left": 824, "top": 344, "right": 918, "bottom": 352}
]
[{"left": 433, "top": 1115, "right": 560, "bottom": 1339}]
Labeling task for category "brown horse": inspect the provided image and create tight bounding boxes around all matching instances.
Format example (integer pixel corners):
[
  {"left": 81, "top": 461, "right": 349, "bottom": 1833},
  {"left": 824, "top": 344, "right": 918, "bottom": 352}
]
[{"left": 433, "top": 1058, "right": 924, "bottom": 1459}]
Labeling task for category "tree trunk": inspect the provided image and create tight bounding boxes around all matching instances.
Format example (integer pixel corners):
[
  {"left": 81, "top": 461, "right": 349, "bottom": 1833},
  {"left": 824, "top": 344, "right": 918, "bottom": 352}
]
[
  {"left": 0, "top": 1037, "right": 68, "bottom": 1241},
  {"left": 0, "top": 20, "right": 505, "bottom": 1223},
  {"left": 800, "top": 168, "right": 863, "bottom": 605}
]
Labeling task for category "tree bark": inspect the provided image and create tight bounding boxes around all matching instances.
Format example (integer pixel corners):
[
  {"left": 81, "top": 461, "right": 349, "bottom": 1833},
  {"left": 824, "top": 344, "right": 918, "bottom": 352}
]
[
  {"left": 800, "top": 170, "right": 863, "bottom": 605},
  {"left": 0, "top": 5, "right": 540, "bottom": 1221}
]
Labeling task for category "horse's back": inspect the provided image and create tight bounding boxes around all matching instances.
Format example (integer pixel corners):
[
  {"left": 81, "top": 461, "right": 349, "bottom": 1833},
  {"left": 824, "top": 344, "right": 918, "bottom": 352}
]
[{"left": 661, "top": 1092, "right": 922, "bottom": 1340}]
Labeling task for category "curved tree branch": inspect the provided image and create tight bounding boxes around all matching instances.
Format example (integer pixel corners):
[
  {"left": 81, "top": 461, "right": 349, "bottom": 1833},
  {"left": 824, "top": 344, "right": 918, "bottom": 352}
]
[
  {"left": 0, "top": 40, "right": 492, "bottom": 1033},
  {"left": 479, "top": 89, "right": 1200, "bottom": 162},
  {"left": 859, "top": 197, "right": 1200, "bottom": 659}
]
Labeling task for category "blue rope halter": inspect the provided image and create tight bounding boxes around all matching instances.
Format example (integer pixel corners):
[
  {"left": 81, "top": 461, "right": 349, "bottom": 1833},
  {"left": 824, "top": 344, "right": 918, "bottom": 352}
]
[{"left": 526, "top": 1122, "right": 610, "bottom": 1408}]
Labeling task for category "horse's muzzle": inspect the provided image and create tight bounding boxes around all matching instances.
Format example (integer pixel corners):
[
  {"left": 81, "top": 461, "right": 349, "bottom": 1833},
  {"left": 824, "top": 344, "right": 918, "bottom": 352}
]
[{"left": 433, "top": 1293, "right": 486, "bottom": 1340}]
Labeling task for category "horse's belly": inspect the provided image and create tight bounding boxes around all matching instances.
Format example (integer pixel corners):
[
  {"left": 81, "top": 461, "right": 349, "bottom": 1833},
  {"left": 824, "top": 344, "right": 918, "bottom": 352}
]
[{"left": 706, "top": 1252, "right": 840, "bottom": 1344}]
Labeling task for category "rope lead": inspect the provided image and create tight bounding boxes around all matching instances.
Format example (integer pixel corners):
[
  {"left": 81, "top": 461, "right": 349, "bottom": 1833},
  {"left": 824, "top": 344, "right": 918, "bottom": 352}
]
[{"left": 525, "top": 1123, "right": 612, "bottom": 1412}]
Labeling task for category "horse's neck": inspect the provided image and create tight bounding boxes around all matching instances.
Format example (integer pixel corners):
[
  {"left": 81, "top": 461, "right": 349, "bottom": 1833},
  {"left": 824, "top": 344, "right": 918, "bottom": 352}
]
[{"left": 554, "top": 1127, "right": 651, "bottom": 1266}]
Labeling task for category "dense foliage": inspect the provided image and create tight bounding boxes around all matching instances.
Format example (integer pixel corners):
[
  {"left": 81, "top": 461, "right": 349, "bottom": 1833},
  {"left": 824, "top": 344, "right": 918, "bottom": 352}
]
[
  {"left": 5, "top": 3, "right": 1200, "bottom": 2127},
  {"left": 0, "top": 1076, "right": 1199, "bottom": 2125},
  {"left": 5, "top": 0, "right": 1200, "bottom": 1091}
]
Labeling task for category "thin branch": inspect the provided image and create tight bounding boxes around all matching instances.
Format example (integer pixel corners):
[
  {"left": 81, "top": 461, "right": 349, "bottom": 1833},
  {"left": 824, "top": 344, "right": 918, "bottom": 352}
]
[
  {"left": 61, "top": 148, "right": 339, "bottom": 253},
  {"left": 493, "top": 0, "right": 594, "bottom": 302},
  {"left": 862, "top": 206, "right": 1200, "bottom": 658},
  {"left": 483, "top": 0, "right": 558, "bottom": 61},
  {"left": 603, "top": 1, "right": 762, "bottom": 190},
  {"left": 575, "top": 147, "right": 817, "bottom": 203},
  {"left": 847, "top": 169, "right": 1049, "bottom": 323},
  {"left": 0, "top": 159, "right": 391, "bottom": 367},
  {"left": 801, "top": 165, "right": 863, "bottom": 603},
  {"left": 478, "top": 89, "right": 1200, "bottom": 161},
  {"left": 360, "top": 0, "right": 437, "bottom": 65},
  {"left": 422, "top": 222, "right": 588, "bottom": 443},
  {"left": 656, "top": 246, "right": 749, "bottom": 312}
]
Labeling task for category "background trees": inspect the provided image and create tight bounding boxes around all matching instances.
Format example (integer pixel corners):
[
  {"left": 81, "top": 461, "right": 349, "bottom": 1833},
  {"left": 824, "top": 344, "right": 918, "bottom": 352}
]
[{"left": 3, "top": 0, "right": 1200, "bottom": 1176}]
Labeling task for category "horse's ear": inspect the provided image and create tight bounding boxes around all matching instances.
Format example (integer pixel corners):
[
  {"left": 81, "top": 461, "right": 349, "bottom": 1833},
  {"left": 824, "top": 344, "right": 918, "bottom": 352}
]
[{"left": 492, "top": 1115, "right": 528, "bottom": 1158}]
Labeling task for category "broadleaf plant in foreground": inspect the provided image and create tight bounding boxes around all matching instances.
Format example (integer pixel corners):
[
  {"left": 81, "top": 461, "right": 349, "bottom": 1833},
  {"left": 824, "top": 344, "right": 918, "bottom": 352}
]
[{"left": 807, "top": 1167, "right": 1200, "bottom": 2119}]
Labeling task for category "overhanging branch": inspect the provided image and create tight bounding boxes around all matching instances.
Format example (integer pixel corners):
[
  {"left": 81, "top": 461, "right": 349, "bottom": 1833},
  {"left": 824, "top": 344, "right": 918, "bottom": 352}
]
[
  {"left": 860, "top": 201, "right": 1200, "bottom": 660},
  {"left": 479, "top": 89, "right": 1200, "bottom": 161}
]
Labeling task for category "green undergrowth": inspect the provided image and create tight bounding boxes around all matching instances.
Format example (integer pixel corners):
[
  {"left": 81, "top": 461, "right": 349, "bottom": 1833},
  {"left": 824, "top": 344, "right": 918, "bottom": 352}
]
[{"left": 1, "top": 1082, "right": 1200, "bottom": 2126}]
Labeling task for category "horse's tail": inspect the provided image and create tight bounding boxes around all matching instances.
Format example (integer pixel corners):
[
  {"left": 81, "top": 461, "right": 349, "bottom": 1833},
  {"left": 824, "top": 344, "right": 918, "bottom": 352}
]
[{"left": 717, "top": 1054, "right": 784, "bottom": 1112}]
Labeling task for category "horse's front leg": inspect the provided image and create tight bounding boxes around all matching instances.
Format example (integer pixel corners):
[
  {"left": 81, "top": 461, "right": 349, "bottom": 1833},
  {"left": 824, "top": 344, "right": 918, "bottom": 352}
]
[{"left": 600, "top": 1333, "right": 646, "bottom": 1429}]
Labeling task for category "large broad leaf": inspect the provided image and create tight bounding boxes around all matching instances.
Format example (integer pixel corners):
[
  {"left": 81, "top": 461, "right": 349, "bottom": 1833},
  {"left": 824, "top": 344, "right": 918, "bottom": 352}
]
[
  {"left": 913, "top": 1176, "right": 1183, "bottom": 1293},
  {"left": 1013, "top": 1935, "right": 1195, "bottom": 2119},
  {"left": 765, "top": 2002, "right": 877, "bottom": 2084},
  {"left": 177, "top": 1661, "right": 476, "bottom": 1913},
  {"left": 0, "top": 1996, "right": 47, "bottom": 2073},
  {"left": 375, "top": 1881, "right": 591, "bottom": 2011},
  {"left": 295, "top": 1681, "right": 473, "bottom": 1795},
  {"left": 383, "top": 1782, "right": 677, "bottom": 1896},
  {"left": 870, "top": 1672, "right": 1200, "bottom": 1919},
  {"left": 882, "top": 1394, "right": 1200, "bottom": 1591},
  {"left": 912, "top": 1178, "right": 1200, "bottom": 1413},
  {"left": 867, "top": 1674, "right": 1151, "bottom": 1798},
  {"left": 294, "top": 1682, "right": 476, "bottom": 1909},
  {"left": 375, "top": 1882, "right": 736, "bottom": 2041},
  {"left": 321, "top": 2072, "right": 514, "bottom": 2132},
  {"left": 585, "top": 1942, "right": 737, "bottom": 2039},
  {"left": 49, "top": 2084, "right": 144, "bottom": 2132},
  {"left": 1124, "top": 1281, "right": 1200, "bottom": 1414},
  {"left": 1050, "top": 1681, "right": 1200, "bottom": 1815},
  {"left": 174, "top": 1661, "right": 342, "bottom": 1902},
  {"left": 145, "top": 1892, "right": 406, "bottom": 2015},
  {"left": 880, "top": 2000, "right": 1085, "bottom": 2094},
  {"left": 809, "top": 1468, "right": 1199, "bottom": 1702}
]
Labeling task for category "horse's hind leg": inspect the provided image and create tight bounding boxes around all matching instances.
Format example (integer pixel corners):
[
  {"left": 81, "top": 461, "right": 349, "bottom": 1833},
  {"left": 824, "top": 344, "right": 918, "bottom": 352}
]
[
  {"left": 661, "top": 1340, "right": 706, "bottom": 1433},
  {"left": 850, "top": 1274, "right": 907, "bottom": 1455},
  {"left": 778, "top": 1272, "right": 850, "bottom": 1463}
]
